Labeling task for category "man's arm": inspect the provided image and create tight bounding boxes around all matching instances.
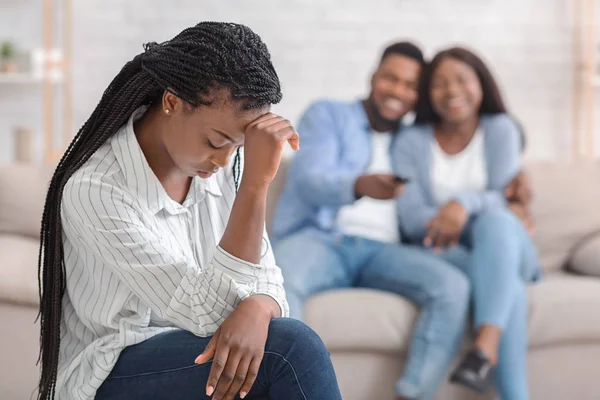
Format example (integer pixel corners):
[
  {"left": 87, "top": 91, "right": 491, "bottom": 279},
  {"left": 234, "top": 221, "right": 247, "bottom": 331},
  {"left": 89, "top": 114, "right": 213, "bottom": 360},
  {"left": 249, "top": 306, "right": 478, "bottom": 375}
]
[{"left": 288, "top": 101, "right": 361, "bottom": 207}]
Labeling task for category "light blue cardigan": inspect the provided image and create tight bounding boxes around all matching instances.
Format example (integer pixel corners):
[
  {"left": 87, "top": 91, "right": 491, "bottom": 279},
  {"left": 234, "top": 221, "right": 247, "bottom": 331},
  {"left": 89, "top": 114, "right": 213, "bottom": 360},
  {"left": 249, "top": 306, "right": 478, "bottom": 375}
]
[{"left": 393, "top": 113, "right": 522, "bottom": 243}]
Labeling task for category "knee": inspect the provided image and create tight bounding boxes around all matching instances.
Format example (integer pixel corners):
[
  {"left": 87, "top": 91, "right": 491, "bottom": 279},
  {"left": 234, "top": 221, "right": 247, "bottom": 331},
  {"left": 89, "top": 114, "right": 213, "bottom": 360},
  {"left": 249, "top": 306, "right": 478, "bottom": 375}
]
[
  {"left": 472, "top": 208, "right": 518, "bottom": 234},
  {"left": 431, "top": 268, "right": 471, "bottom": 316},
  {"left": 268, "top": 318, "right": 329, "bottom": 359}
]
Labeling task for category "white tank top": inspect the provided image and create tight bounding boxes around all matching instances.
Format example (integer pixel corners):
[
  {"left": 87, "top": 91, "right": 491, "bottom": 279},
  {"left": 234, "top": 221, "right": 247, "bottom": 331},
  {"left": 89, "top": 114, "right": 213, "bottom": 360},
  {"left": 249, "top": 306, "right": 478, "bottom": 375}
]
[
  {"left": 336, "top": 131, "right": 400, "bottom": 243},
  {"left": 431, "top": 128, "right": 488, "bottom": 206}
]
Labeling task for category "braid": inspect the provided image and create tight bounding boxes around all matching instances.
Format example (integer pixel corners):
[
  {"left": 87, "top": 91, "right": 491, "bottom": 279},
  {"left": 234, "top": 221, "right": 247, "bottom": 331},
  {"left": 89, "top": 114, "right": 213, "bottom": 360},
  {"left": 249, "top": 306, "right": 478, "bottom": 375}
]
[
  {"left": 37, "top": 22, "right": 282, "bottom": 399},
  {"left": 233, "top": 148, "right": 242, "bottom": 191}
]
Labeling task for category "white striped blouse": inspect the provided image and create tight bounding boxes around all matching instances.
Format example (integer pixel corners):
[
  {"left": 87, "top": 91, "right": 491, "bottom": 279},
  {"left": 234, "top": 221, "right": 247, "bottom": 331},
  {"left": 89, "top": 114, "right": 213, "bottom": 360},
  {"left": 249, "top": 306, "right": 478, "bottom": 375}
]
[{"left": 56, "top": 107, "right": 289, "bottom": 399}]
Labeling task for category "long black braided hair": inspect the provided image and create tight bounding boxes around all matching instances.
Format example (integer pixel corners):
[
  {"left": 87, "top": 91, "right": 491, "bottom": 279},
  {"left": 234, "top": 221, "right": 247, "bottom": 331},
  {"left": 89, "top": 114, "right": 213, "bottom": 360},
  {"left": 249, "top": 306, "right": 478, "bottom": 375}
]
[{"left": 37, "top": 22, "right": 282, "bottom": 399}]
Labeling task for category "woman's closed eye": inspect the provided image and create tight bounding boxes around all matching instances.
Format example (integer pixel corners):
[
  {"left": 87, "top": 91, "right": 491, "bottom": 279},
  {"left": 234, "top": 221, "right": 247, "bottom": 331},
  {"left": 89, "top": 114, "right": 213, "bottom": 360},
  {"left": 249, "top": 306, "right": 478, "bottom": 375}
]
[{"left": 208, "top": 139, "right": 227, "bottom": 149}]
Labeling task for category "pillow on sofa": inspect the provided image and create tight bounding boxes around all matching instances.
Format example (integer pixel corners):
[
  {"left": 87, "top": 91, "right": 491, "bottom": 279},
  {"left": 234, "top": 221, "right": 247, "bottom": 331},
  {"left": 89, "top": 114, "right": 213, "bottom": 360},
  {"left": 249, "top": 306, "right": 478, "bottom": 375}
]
[
  {"left": 567, "top": 230, "right": 600, "bottom": 277},
  {"left": 0, "top": 163, "right": 53, "bottom": 239},
  {"left": 528, "top": 161, "right": 600, "bottom": 273}
]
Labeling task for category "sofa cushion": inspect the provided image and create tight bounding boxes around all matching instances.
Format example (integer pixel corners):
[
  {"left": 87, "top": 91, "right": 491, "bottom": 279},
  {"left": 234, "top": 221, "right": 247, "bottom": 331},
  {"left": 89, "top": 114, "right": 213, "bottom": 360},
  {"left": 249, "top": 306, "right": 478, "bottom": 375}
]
[
  {"left": 0, "top": 234, "right": 41, "bottom": 306},
  {"left": 305, "top": 274, "right": 600, "bottom": 354},
  {"left": 528, "top": 161, "right": 600, "bottom": 272},
  {"left": 567, "top": 231, "right": 600, "bottom": 277},
  {"left": 528, "top": 273, "right": 600, "bottom": 348},
  {"left": 0, "top": 163, "right": 52, "bottom": 238},
  {"left": 305, "top": 288, "right": 417, "bottom": 353}
]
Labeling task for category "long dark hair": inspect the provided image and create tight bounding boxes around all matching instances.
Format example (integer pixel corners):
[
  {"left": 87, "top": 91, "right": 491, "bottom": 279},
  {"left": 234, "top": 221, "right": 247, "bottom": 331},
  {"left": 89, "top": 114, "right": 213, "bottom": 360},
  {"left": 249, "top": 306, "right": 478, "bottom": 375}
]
[
  {"left": 37, "top": 22, "right": 282, "bottom": 399},
  {"left": 414, "top": 46, "right": 507, "bottom": 124}
]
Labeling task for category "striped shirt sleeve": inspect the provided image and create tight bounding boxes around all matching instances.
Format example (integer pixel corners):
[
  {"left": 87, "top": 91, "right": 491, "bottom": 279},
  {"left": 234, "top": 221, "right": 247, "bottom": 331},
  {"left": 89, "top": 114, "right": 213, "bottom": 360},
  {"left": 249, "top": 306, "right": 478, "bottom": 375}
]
[
  {"left": 253, "top": 233, "right": 289, "bottom": 318},
  {"left": 62, "top": 174, "right": 276, "bottom": 336}
]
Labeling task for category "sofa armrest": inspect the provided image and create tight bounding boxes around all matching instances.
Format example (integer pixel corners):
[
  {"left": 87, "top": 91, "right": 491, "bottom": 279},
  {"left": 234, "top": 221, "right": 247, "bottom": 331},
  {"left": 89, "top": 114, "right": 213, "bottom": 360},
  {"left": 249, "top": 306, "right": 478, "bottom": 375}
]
[{"left": 567, "top": 230, "right": 600, "bottom": 277}]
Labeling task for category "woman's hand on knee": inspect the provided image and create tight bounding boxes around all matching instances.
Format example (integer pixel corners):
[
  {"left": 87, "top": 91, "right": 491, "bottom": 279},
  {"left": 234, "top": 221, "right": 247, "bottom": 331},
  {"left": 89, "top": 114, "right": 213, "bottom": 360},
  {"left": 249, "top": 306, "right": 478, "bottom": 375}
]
[
  {"left": 194, "top": 295, "right": 277, "bottom": 400},
  {"left": 425, "top": 201, "right": 468, "bottom": 251}
]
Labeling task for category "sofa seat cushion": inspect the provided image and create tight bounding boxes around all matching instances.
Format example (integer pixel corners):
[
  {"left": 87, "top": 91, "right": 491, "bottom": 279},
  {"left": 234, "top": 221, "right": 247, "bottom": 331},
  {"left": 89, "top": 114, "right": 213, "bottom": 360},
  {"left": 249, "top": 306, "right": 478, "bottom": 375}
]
[
  {"left": 305, "top": 274, "right": 600, "bottom": 354},
  {"left": 305, "top": 288, "right": 417, "bottom": 353},
  {"left": 528, "top": 273, "right": 600, "bottom": 348},
  {"left": 0, "top": 234, "right": 40, "bottom": 306}
]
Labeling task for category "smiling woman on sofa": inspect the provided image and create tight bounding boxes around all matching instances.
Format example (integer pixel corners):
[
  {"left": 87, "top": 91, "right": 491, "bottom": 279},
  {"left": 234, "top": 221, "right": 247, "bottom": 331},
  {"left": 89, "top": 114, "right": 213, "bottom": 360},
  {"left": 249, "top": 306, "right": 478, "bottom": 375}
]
[
  {"left": 36, "top": 22, "right": 341, "bottom": 400},
  {"left": 394, "top": 47, "right": 542, "bottom": 400}
]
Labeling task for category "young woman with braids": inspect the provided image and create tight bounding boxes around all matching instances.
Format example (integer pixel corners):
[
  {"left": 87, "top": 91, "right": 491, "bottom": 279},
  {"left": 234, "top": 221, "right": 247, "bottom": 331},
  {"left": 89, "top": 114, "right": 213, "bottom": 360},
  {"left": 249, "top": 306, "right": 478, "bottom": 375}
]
[{"left": 37, "top": 22, "right": 342, "bottom": 400}]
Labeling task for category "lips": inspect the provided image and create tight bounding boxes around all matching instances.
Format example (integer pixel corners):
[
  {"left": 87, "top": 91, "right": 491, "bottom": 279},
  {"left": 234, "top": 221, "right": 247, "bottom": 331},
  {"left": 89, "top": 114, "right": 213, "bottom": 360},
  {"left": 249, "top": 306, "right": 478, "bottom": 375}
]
[
  {"left": 382, "top": 98, "right": 404, "bottom": 114},
  {"left": 197, "top": 171, "right": 213, "bottom": 179},
  {"left": 444, "top": 97, "right": 466, "bottom": 113},
  {"left": 197, "top": 168, "right": 218, "bottom": 178}
]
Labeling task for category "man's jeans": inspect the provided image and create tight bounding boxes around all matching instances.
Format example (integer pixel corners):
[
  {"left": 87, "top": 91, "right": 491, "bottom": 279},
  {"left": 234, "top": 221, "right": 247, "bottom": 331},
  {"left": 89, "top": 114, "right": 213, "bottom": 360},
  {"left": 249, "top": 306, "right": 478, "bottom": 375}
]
[{"left": 274, "top": 228, "right": 471, "bottom": 399}]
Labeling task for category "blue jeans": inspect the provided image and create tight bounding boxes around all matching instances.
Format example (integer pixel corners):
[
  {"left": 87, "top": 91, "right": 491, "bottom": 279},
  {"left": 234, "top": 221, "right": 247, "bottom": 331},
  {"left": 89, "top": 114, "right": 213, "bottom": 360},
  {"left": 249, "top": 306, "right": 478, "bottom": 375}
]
[
  {"left": 95, "top": 318, "right": 342, "bottom": 400},
  {"left": 273, "top": 228, "right": 471, "bottom": 400},
  {"left": 452, "top": 209, "right": 541, "bottom": 400}
]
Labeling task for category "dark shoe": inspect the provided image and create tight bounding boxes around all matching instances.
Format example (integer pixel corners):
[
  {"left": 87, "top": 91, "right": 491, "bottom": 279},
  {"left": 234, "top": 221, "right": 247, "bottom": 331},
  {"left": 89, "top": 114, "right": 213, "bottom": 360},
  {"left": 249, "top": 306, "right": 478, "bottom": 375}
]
[{"left": 449, "top": 348, "right": 494, "bottom": 393}]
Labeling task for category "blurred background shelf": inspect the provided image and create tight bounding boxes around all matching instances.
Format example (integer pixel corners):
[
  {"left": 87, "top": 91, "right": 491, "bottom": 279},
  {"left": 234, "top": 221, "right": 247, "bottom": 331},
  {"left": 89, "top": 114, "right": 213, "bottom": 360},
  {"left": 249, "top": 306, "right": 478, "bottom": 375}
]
[
  {"left": 1, "top": 0, "right": 72, "bottom": 164},
  {"left": 0, "top": 72, "right": 62, "bottom": 84},
  {"left": 0, "top": 72, "right": 42, "bottom": 84}
]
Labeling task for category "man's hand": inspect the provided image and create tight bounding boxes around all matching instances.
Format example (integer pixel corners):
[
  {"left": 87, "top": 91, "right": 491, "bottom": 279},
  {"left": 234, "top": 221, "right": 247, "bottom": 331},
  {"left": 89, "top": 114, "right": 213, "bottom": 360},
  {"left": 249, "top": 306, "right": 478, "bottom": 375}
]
[
  {"left": 508, "top": 202, "right": 536, "bottom": 235},
  {"left": 354, "top": 174, "right": 405, "bottom": 200},
  {"left": 194, "top": 295, "right": 279, "bottom": 400},
  {"left": 505, "top": 171, "right": 533, "bottom": 205},
  {"left": 425, "top": 200, "right": 468, "bottom": 251}
]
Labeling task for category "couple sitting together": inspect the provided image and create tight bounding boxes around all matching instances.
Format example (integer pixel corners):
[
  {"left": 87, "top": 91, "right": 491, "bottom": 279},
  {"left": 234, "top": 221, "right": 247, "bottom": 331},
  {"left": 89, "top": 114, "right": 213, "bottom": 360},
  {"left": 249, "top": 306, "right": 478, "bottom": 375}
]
[
  {"left": 38, "top": 22, "right": 540, "bottom": 400},
  {"left": 272, "top": 41, "right": 541, "bottom": 400}
]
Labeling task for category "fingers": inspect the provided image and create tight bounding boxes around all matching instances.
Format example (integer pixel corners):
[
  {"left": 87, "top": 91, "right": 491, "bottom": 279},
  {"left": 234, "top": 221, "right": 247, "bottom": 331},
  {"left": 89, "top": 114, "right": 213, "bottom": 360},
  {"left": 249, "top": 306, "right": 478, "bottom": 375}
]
[
  {"left": 517, "top": 185, "right": 533, "bottom": 205},
  {"left": 222, "top": 356, "right": 252, "bottom": 400},
  {"left": 252, "top": 116, "right": 300, "bottom": 151},
  {"left": 248, "top": 112, "right": 281, "bottom": 128},
  {"left": 273, "top": 125, "right": 300, "bottom": 150},
  {"left": 253, "top": 115, "right": 290, "bottom": 134},
  {"left": 195, "top": 330, "right": 219, "bottom": 365},
  {"left": 424, "top": 221, "right": 437, "bottom": 248},
  {"left": 212, "top": 349, "right": 243, "bottom": 400},
  {"left": 426, "top": 220, "right": 458, "bottom": 252},
  {"left": 239, "top": 356, "right": 263, "bottom": 399},
  {"left": 433, "top": 228, "right": 447, "bottom": 252},
  {"left": 287, "top": 131, "right": 300, "bottom": 151},
  {"left": 376, "top": 174, "right": 404, "bottom": 198},
  {"left": 206, "top": 339, "right": 232, "bottom": 397}
]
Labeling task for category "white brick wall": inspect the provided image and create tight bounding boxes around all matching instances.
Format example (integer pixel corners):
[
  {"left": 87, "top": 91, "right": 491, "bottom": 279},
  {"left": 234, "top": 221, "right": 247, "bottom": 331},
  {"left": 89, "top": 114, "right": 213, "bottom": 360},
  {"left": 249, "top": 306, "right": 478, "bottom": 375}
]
[{"left": 0, "top": 0, "right": 587, "bottom": 162}]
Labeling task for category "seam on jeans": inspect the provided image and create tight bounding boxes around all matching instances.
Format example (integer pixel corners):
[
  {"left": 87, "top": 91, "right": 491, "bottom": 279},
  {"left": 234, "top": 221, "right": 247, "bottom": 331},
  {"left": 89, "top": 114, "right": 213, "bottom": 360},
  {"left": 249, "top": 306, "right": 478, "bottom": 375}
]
[
  {"left": 106, "top": 361, "right": 212, "bottom": 380},
  {"left": 263, "top": 351, "right": 308, "bottom": 400}
]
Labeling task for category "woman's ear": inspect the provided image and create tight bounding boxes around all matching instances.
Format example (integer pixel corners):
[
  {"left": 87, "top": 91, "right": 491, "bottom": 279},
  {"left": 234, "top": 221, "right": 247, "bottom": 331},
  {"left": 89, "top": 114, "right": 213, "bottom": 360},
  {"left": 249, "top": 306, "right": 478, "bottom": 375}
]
[{"left": 162, "top": 90, "right": 182, "bottom": 114}]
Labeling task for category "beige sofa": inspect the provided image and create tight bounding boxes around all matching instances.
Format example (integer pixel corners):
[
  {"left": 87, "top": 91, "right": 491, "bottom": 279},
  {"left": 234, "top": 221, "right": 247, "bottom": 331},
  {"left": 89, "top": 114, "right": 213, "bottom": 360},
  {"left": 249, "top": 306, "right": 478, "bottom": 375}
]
[
  {"left": 270, "top": 161, "right": 600, "bottom": 400},
  {"left": 2, "top": 161, "right": 600, "bottom": 400}
]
